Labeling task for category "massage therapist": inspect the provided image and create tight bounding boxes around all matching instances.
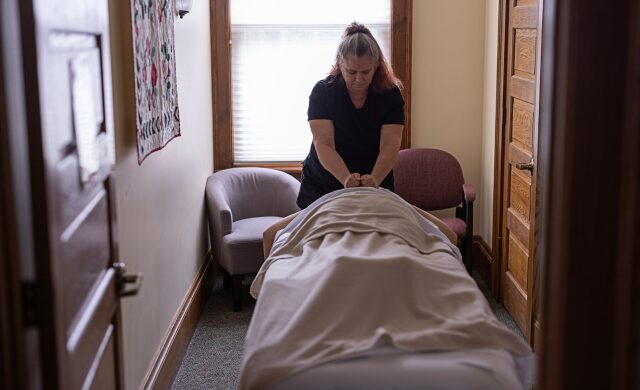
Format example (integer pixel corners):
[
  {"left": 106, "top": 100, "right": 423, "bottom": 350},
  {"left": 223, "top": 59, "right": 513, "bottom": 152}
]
[{"left": 296, "top": 22, "right": 405, "bottom": 209}]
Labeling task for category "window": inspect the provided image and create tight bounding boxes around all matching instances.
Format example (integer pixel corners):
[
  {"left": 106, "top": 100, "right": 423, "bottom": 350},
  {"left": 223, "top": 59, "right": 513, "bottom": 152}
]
[{"left": 212, "top": 0, "right": 412, "bottom": 171}]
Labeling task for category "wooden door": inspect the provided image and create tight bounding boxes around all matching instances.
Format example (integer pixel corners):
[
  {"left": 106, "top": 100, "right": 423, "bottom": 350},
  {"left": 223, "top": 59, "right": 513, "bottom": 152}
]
[
  {"left": 499, "top": 0, "right": 542, "bottom": 342},
  {"left": 20, "top": 0, "right": 140, "bottom": 388}
]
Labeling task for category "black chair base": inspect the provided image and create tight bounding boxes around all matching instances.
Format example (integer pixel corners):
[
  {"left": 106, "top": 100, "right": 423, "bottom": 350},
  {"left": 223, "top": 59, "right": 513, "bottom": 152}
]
[
  {"left": 223, "top": 271, "right": 232, "bottom": 290},
  {"left": 232, "top": 274, "right": 243, "bottom": 312},
  {"left": 460, "top": 236, "right": 473, "bottom": 274}
]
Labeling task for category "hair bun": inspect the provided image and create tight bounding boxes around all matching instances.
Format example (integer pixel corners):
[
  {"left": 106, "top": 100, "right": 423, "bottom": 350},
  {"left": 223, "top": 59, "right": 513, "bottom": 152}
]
[{"left": 343, "top": 22, "right": 371, "bottom": 37}]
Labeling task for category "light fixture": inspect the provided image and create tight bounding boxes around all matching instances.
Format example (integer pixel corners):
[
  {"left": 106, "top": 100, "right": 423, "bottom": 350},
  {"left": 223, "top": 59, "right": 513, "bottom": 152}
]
[{"left": 176, "top": 0, "right": 194, "bottom": 19}]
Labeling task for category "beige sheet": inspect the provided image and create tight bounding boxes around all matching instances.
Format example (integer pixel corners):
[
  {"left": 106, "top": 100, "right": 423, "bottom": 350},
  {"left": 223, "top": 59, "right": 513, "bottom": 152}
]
[{"left": 239, "top": 189, "right": 532, "bottom": 390}]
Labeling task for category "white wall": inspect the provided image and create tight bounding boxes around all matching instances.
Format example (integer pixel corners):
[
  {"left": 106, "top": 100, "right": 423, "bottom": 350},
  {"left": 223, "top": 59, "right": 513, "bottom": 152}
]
[
  {"left": 411, "top": 0, "right": 496, "bottom": 244},
  {"left": 109, "top": 1, "right": 213, "bottom": 388}
]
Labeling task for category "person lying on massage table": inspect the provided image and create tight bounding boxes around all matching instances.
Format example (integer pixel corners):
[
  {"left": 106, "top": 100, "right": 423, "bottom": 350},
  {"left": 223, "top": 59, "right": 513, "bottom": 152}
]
[
  {"left": 263, "top": 200, "right": 458, "bottom": 259},
  {"left": 241, "top": 187, "right": 535, "bottom": 390}
]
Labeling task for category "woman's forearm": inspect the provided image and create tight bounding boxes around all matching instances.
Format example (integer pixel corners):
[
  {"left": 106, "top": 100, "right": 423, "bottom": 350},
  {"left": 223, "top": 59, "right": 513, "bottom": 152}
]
[
  {"left": 315, "top": 144, "right": 352, "bottom": 184},
  {"left": 309, "top": 120, "right": 353, "bottom": 185},
  {"left": 371, "top": 124, "right": 403, "bottom": 184},
  {"left": 370, "top": 147, "right": 399, "bottom": 184}
]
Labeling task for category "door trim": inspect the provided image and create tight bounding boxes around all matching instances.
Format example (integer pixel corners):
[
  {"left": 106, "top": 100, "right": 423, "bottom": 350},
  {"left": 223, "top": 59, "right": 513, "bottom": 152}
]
[
  {"left": 537, "top": 0, "right": 640, "bottom": 388},
  {"left": 491, "top": 0, "right": 508, "bottom": 298},
  {"left": 0, "top": 8, "right": 25, "bottom": 388},
  {"left": 0, "top": 0, "right": 44, "bottom": 387}
]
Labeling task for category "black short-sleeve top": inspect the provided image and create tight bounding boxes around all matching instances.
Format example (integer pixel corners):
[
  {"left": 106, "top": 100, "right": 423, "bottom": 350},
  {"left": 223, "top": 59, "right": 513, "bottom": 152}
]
[{"left": 298, "top": 75, "right": 405, "bottom": 208}]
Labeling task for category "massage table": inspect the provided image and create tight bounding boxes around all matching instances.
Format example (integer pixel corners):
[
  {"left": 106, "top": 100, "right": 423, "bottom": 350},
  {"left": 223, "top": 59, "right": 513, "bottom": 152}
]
[{"left": 238, "top": 188, "right": 535, "bottom": 389}]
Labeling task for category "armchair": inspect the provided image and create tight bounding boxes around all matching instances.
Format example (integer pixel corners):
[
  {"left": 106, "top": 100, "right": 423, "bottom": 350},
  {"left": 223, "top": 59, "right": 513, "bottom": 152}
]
[{"left": 205, "top": 167, "right": 300, "bottom": 311}]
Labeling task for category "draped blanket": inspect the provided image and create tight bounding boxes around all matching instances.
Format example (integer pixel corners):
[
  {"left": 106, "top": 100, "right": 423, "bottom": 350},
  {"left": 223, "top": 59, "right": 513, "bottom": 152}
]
[{"left": 239, "top": 188, "right": 533, "bottom": 389}]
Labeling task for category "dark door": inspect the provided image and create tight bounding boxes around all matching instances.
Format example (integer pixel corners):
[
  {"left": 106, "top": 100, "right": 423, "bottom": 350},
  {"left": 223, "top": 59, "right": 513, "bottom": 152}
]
[{"left": 18, "top": 0, "right": 141, "bottom": 388}]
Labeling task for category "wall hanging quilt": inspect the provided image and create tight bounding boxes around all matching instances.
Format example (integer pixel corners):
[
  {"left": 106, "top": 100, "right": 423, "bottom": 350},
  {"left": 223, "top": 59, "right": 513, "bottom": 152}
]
[{"left": 131, "top": 0, "right": 180, "bottom": 164}]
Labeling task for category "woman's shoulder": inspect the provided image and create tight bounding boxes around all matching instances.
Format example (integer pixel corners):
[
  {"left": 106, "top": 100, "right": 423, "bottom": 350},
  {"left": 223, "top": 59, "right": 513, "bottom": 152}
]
[
  {"left": 310, "top": 75, "right": 343, "bottom": 99},
  {"left": 374, "top": 84, "right": 402, "bottom": 97},
  {"left": 313, "top": 75, "right": 342, "bottom": 90},
  {"left": 371, "top": 84, "right": 404, "bottom": 104}
]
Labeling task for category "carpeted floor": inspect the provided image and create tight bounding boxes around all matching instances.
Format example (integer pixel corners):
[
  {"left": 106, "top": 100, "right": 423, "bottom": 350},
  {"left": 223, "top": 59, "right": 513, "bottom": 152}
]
[{"left": 172, "top": 273, "right": 524, "bottom": 390}]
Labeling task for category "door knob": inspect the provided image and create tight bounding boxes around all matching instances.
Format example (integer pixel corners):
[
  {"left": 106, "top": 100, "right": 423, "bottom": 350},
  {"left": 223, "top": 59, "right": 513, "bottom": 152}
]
[
  {"left": 113, "top": 262, "right": 143, "bottom": 297},
  {"left": 515, "top": 159, "right": 534, "bottom": 172}
]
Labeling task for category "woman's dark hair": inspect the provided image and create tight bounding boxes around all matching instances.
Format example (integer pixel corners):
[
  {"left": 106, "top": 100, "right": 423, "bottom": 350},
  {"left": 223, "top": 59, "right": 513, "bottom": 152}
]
[{"left": 329, "top": 22, "right": 402, "bottom": 92}]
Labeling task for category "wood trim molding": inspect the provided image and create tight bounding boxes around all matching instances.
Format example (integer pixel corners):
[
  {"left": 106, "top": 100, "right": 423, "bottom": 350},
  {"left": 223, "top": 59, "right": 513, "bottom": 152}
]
[
  {"left": 472, "top": 235, "right": 493, "bottom": 290},
  {"left": 141, "top": 254, "right": 214, "bottom": 390},
  {"left": 233, "top": 162, "right": 301, "bottom": 173},
  {"left": 491, "top": 0, "right": 508, "bottom": 298},
  {"left": 211, "top": 0, "right": 413, "bottom": 170},
  {"left": 211, "top": 0, "right": 233, "bottom": 171},
  {"left": 392, "top": 0, "right": 412, "bottom": 149},
  {"left": 529, "top": 0, "right": 545, "bottom": 356}
]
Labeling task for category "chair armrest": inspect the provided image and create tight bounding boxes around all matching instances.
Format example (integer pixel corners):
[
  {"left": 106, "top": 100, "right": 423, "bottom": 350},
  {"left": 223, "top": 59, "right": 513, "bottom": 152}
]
[
  {"left": 463, "top": 184, "right": 476, "bottom": 203},
  {"left": 205, "top": 180, "right": 233, "bottom": 236},
  {"left": 279, "top": 175, "right": 302, "bottom": 216}
]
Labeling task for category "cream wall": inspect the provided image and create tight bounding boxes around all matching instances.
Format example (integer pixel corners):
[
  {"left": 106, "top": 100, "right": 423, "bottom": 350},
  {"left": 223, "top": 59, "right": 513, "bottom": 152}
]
[
  {"left": 411, "top": 0, "right": 498, "bottom": 245},
  {"left": 109, "top": 1, "right": 213, "bottom": 389},
  {"left": 479, "top": 0, "right": 500, "bottom": 246}
]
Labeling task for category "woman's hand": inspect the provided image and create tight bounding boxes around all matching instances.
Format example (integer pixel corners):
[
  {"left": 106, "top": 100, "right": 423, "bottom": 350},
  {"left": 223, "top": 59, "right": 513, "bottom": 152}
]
[
  {"left": 360, "top": 174, "right": 379, "bottom": 188},
  {"left": 343, "top": 173, "right": 361, "bottom": 188}
]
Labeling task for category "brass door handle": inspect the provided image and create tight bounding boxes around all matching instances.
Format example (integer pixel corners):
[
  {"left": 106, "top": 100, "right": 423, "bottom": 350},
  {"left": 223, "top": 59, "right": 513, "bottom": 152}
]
[
  {"left": 113, "top": 262, "right": 143, "bottom": 297},
  {"left": 515, "top": 159, "right": 534, "bottom": 172}
]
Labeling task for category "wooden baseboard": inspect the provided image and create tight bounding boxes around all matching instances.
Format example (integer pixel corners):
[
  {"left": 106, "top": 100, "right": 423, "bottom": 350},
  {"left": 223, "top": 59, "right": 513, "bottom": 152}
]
[
  {"left": 472, "top": 235, "right": 495, "bottom": 295},
  {"left": 141, "top": 252, "right": 213, "bottom": 390}
]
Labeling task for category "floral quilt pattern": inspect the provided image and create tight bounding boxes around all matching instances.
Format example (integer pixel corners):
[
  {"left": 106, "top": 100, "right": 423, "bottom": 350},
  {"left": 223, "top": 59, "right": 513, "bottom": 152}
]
[{"left": 131, "top": 0, "right": 180, "bottom": 164}]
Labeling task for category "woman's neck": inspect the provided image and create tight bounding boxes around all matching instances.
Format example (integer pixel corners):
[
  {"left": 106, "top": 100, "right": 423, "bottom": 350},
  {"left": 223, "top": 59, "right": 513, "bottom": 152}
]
[
  {"left": 348, "top": 89, "right": 367, "bottom": 108},
  {"left": 347, "top": 88, "right": 367, "bottom": 99}
]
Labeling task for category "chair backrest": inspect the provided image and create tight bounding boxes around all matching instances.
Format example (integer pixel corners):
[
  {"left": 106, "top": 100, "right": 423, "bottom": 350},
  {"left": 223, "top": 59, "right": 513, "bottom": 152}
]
[
  {"left": 393, "top": 148, "right": 465, "bottom": 210},
  {"left": 207, "top": 167, "right": 301, "bottom": 222}
]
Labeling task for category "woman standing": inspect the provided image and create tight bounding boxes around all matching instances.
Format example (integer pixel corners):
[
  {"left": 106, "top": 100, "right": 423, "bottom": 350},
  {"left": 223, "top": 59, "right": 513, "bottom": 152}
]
[{"left": 296, "top": 22, "right": 405, "bottom": 209}]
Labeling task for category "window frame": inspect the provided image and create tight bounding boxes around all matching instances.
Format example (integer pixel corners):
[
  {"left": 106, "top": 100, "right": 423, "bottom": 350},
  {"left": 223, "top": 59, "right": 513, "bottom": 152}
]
[{"left": 210, "top": 0, "right": 413, "bottom": 173}]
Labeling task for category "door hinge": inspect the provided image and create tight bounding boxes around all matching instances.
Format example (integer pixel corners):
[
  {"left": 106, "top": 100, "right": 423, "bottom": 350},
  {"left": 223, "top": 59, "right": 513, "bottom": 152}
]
[{"left": 22, "top": 281, "right": 37, "bottom": 328}]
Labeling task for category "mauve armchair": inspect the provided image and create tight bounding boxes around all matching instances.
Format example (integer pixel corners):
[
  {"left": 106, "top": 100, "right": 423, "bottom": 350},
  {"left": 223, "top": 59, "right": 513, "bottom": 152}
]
[
  {"left": 206, "top": 167, "right": 300, "bottom": 311},
  {"left": 393, "top": 148, "right": 476, "bottom": 273}
]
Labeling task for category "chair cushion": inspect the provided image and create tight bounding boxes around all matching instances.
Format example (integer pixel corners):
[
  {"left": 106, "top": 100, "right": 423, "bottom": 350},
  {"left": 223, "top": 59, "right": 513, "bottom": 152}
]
[
  {"left": 440, "top": 217, "right": 467, "bottom": 238},
  {"left": 221, "top": 216, "right": 282, "bottom": 275}
]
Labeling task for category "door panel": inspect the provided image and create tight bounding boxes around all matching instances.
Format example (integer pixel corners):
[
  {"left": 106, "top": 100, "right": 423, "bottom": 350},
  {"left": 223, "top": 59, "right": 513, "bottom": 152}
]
[
  {"left": 510, "top": 170, "right": 531, "bottom": 221},
  {"left": 511, "top": 99, "right": 533, "bottom": 149},
  {"left": 507, "top": 235, "right": 528, "bottom": 288},
  {"left": 514, "top": 30, "right": 536, "bottom": 78},
  {"left": 500, "top": 0, "right": 540, "bottom": 341},
  {"left": 502, "top": 270, "right": 528, "bottom": 332},
  {"left": 68, "top": 273, "right": 117, "bottom": 390},
  {"left": 61, "top": 190, "right": 111, "bottom": 333},
  {"left": 89, "top": 325, "right": 117, "bottom": 390}
]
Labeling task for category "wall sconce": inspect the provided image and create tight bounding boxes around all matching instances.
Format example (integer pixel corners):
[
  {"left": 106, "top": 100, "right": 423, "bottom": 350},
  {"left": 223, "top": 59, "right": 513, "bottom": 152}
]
[{"left": 176, "top": 0, "right": 194, "bottom": 19}]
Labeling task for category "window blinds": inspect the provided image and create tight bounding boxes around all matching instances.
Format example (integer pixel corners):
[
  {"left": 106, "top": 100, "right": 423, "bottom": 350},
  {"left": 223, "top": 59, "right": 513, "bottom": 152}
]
[{"left": 230, "top": 0, "right": 391, "bottom": 163}]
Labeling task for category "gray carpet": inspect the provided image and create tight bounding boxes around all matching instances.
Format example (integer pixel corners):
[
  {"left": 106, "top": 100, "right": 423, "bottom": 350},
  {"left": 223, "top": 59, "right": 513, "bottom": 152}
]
[
  {"left": 172, "top": 273, "right": 523, "bottom": 390},
  {"left": 172, "top": 277, "right": 255, "bottom": 390}
]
